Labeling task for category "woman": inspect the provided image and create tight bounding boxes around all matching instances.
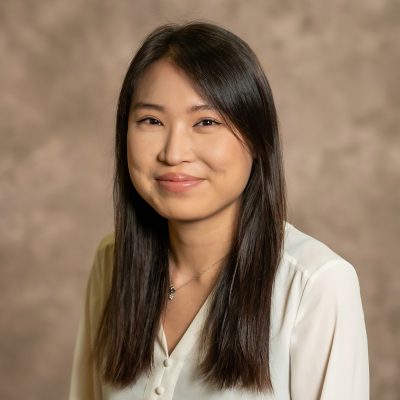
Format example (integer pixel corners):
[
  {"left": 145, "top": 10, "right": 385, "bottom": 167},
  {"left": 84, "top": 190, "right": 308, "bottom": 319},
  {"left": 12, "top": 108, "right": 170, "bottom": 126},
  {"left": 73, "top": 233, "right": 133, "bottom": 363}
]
[{"left": 69, "top": 21, "right": 369, "bottom": 399}]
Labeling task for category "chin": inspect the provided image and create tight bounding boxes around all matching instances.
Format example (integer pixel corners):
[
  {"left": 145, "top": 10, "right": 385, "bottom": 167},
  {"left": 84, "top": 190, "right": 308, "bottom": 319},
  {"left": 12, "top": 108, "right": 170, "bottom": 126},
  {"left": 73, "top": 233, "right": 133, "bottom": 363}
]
[
  {"left": 154, "top": 207, "right": 210, "bottom": 222},
  {"left": 152, "top": 199, "right": 238, "bottom": 223}
]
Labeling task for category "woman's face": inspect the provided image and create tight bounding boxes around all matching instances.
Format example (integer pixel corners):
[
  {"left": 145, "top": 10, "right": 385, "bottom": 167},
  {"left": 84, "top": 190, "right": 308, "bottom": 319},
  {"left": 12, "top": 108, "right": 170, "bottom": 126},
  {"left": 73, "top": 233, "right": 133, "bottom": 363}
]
[{"left": 127, "top": 57, "right": 254, "bottom": 222}]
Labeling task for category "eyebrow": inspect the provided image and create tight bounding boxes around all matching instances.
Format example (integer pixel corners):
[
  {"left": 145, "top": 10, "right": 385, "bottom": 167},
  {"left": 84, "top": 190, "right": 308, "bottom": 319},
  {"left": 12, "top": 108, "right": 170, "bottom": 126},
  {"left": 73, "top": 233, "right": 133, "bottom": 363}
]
[{"left": 131, "top": 102, "right": 215, "bottom": 113}]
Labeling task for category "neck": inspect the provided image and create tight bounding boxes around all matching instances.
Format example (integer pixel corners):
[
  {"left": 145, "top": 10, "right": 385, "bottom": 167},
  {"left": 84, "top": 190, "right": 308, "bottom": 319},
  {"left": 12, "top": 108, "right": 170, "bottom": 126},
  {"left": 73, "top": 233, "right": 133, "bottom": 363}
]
[{"left": 167, "top": 203, "right": 239, "bottom": 283}]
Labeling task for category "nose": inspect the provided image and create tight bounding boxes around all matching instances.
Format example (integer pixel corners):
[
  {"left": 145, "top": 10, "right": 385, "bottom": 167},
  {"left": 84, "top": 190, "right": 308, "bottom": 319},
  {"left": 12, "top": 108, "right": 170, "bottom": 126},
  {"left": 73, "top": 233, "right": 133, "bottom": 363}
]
[{"left": 157, "top": 123, "right": 194, "bottom": 165}]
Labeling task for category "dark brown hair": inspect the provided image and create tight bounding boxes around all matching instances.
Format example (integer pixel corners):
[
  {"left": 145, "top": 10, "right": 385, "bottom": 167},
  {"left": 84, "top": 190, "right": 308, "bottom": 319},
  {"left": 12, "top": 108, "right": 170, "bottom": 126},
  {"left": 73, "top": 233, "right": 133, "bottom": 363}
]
[{"left": 94, "top": 20, "right": 287, "bottom": 394}]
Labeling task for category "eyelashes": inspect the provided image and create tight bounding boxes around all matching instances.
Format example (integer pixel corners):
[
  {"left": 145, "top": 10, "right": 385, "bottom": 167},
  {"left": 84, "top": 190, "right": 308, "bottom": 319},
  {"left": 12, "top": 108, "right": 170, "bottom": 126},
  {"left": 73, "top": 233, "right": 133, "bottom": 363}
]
[
  {"left": 136, "top": 117, "right": 222, "bottom": 127},
  {"left": 195, "top": 119, "right": 222, "bottom": 127},
  {"left": 137, "top": 117, "right": 162, "bottom": 126}
]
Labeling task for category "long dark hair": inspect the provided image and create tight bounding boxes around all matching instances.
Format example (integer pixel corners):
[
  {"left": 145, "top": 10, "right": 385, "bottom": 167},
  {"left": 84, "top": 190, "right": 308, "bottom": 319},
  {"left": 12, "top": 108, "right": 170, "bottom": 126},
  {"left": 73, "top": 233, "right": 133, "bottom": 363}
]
[{"left": 94, "top": 21, "right": 287, "bottom": 394}]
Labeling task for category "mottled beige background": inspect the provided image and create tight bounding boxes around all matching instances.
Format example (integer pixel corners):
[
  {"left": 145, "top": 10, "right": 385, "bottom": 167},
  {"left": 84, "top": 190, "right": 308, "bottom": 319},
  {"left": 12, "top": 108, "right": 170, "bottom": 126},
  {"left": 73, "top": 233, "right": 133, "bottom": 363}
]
[{"left": 1, "top": 1, "right": 399, "bottom": 399}]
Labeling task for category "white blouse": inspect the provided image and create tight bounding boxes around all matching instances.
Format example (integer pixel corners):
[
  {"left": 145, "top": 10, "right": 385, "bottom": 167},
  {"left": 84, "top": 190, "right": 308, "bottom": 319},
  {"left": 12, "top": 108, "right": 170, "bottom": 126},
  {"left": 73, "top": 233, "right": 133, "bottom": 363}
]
[{"left": 69, "top": 221, "right": 369, "bottom": 399}]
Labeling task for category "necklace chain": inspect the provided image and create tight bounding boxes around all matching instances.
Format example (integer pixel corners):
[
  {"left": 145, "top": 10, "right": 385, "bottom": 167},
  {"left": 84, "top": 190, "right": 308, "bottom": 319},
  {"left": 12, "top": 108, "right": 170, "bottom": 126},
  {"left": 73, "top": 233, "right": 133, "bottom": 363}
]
[{"left": 168, "top": 261, "right": 220, "bottom": 301}]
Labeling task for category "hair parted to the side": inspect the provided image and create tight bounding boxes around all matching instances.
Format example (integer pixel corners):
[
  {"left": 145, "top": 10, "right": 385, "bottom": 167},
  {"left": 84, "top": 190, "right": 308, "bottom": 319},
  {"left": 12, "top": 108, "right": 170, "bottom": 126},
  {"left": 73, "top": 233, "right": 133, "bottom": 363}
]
[{"left": 93, "top": 20, "right": 287, "bottom": 394}]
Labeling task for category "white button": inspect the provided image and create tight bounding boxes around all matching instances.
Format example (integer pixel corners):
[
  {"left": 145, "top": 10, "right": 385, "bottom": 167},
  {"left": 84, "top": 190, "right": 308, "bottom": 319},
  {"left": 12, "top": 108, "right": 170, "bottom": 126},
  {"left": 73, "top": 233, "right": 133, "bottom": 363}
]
[
  {"left": 163, "top": 358, "right": 172, "bottom": 367},
  {"left": 155, "top": 386, "right": 164, "bottom": 395}
]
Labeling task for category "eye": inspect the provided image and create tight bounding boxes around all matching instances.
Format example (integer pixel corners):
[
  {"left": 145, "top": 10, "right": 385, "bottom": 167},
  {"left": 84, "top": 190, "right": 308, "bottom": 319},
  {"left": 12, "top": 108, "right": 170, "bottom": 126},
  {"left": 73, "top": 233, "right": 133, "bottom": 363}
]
[
  {"left": 195, "top": 118, "right": 221, "bottom": 127},
  {"left": 137, "top": 117, "right": 162, "bottom": 126}
]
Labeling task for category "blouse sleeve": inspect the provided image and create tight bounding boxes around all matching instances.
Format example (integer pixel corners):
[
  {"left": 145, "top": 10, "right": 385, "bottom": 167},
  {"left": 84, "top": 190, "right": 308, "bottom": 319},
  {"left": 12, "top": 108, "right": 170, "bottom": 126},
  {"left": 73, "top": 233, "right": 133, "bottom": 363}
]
[
  {"left": 69, "top": 244, "right": 109, "bottom": 400},
  {"left": 289, "top": 260, "right": 370, "bottom": 400}
]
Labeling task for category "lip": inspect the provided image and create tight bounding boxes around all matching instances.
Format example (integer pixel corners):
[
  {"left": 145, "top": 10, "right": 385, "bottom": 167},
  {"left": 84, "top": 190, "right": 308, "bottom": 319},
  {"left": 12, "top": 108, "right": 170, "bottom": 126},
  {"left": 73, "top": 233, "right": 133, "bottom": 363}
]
[{"left": 155, "top": 173, "right": 205, "bottom": 193}]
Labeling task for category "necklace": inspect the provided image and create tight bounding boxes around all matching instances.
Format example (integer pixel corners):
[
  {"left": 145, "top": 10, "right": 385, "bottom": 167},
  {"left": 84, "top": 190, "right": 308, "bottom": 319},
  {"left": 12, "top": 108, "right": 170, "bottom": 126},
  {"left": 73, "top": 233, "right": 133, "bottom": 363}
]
[{"left": 168, "top": 261, "right": 221, "bottom": 301}]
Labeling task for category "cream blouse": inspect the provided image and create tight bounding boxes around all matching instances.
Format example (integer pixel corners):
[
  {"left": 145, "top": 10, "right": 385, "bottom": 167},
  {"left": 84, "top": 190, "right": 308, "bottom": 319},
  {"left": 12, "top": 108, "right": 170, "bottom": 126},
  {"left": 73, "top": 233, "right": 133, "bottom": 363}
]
[{"left": 69, "top": 221, "right": 369, "bottom": 399}]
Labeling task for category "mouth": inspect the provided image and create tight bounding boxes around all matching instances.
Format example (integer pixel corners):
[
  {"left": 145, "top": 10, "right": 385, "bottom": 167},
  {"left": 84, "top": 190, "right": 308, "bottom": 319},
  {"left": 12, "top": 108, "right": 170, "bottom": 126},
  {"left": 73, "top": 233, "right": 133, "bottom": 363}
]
[{"left": 155, "top": 173, "right": 205, "bottom": 193}]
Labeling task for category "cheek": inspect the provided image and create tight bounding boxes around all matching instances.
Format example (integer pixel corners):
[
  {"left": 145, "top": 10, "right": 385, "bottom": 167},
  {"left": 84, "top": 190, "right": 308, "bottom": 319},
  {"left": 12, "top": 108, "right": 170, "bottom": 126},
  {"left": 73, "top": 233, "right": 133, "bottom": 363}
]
[
  {"left": 126, "top": 134, "right": 152, "bottom": 189},
  {"left": 204, "top": 138, "right": 253, "bottom": 188},
  {"left": 127, "top": 133, "right": 152, "bottom": 170}
]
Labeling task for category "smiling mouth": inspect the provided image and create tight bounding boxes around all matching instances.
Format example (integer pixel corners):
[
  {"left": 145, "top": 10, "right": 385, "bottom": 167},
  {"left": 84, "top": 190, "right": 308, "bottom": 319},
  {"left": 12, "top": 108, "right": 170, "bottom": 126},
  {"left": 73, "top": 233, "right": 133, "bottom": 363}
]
[{"left": 155, "top": 174, "right": 205, "bottom": 193}]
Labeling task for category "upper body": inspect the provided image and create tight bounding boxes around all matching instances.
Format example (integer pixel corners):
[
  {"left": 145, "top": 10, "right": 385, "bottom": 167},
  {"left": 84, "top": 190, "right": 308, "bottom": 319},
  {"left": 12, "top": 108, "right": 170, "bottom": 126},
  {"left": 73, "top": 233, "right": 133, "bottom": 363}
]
[
  {"left": 70, "top": 21, "right": 369, "bottom": 400},
  {"left": 69, "top": 220, "right": 369, "bottom": 400}
]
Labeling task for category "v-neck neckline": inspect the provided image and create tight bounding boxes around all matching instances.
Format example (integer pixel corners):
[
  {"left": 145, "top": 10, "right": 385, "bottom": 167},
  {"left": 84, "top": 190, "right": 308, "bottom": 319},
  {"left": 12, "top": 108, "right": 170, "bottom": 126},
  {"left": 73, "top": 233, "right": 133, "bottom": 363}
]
[{"left": 158, "top": 291, "right": 213, "bottom": 360}]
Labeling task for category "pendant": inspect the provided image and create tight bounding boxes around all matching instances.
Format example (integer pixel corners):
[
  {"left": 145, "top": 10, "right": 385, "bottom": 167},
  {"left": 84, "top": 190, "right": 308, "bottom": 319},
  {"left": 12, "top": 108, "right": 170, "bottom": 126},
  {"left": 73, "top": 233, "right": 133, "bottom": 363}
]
[{"left": 168, "top": 285, "right": 176, "bottom": 300}]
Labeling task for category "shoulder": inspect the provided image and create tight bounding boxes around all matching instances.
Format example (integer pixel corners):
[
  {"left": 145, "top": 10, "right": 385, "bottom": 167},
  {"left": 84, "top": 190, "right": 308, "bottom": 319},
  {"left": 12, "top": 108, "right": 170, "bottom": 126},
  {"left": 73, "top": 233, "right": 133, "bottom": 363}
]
[
  {"left": 283, "top": 221, "right": 353, "bottom": 273},
  {"left": 93, "top": 232, "right": 115, "bottom": 267},
  {"left": 282, "top": 221, "right": 358, "bottom": 279},
  {"left": 284, "top": 223, "right": 369, "bottom": 399},
  {"left": 278, "top": 221, "right": 361, "bottom": 300},
  {"left": 87, "top": 232, "right": 115, "bottom": 297},
  {"left": 270, "top": 222, "right": 364, "bottom": 338},
  {"left": 95, "top": 232, "right": 115, "bottom": 257}
]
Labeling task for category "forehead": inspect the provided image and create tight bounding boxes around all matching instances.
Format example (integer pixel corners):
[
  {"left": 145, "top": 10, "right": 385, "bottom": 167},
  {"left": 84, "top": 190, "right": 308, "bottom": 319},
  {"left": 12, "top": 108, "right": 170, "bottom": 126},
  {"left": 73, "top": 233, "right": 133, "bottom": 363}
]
[{"left": 133, "top": 58, "right": 203, "bottom": 102}]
